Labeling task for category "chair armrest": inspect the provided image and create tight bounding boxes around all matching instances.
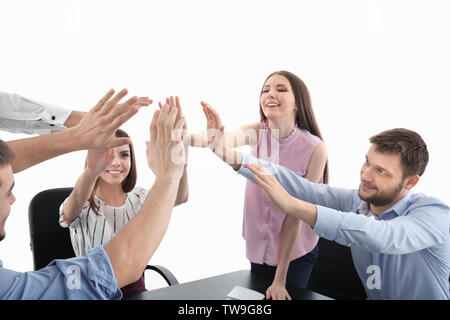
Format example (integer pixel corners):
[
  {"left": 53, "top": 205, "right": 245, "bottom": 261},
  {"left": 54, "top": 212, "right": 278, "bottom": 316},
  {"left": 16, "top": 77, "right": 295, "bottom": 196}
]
[{"left": 144, "top": 265, "right": 179, "bottom": 286}]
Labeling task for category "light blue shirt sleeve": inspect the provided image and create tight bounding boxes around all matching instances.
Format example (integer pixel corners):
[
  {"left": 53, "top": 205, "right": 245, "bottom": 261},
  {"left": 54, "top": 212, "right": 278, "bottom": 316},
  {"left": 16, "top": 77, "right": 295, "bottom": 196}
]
[
  {"left": 238, "top": 154, "right": 450, "bottom": 255},
  {"left": 0, "top": 246, "right": 122, "bottom": 300},
  {"left": 314, "top": 201, "right": 449, "bottom": 254},
  {"left": 238, "top": 153, "right": 360, "bottom": 212}
]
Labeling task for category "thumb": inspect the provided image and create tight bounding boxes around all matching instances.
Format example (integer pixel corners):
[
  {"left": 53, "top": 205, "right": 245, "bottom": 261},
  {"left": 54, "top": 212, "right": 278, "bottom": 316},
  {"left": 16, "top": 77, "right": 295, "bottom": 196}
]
[{"left": 109, "top": 137, "right": 132, "bottom": 149}]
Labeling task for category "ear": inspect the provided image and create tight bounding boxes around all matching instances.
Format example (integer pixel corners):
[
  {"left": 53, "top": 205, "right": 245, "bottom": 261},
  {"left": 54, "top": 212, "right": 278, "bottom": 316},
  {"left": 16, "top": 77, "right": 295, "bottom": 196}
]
[{"left": 403, "top": 174, "right": 420, "bottom": 190}]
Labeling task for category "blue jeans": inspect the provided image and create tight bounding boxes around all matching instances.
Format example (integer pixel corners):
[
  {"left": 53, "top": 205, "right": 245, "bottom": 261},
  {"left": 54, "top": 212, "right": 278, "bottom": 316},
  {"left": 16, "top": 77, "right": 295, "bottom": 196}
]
[{"left": 250, "top": 244, "right": 319, "bottom": 289}]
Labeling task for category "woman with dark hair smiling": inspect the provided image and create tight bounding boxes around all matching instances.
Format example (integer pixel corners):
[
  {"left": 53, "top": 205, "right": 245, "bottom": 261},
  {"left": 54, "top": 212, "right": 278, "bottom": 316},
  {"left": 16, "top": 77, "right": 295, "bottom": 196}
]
[
  {"left": 60, "top": 98, "right": 189, "bottom": 297},
  {"left": 189, "top": 71, "right": 328, "bottom": 299}
]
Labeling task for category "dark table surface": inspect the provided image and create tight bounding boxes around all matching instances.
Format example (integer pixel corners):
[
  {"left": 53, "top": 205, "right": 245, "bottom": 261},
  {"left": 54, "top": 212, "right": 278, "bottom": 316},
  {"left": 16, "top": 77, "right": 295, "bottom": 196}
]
[{"left": 126, "top": 270, "right": 333, "bottom": 300}]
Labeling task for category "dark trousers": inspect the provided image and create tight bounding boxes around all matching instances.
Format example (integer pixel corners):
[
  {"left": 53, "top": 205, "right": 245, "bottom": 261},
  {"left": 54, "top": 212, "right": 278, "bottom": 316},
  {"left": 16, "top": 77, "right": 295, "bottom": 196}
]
[
  {"left": 250, "top": 244, "right": 319, "bottom": 289},
  {"left": 120, "top": 275, "right": 146, "bottom": 298}
]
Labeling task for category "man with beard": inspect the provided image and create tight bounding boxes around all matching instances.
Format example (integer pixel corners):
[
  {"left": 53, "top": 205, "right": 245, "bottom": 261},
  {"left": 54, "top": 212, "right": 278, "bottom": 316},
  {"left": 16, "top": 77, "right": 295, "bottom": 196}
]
[{"left": 202, "top": 111, "right": 449, "bottom": 299}]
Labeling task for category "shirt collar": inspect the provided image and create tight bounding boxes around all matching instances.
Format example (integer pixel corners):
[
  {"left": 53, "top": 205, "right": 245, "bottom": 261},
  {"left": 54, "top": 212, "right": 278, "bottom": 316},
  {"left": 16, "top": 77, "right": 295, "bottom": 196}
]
[{"left": 358, "top": 191, "right": 413, "bottom": 217}]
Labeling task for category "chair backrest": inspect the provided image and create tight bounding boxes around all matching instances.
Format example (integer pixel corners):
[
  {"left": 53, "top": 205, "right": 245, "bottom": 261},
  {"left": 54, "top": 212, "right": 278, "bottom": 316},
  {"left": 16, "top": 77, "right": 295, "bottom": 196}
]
[
  {"left": 307, "top": 238, "right": 367, "bottom": 300},
  {"left": 28, "top": 187, "right": 75, "bottom": 270}
]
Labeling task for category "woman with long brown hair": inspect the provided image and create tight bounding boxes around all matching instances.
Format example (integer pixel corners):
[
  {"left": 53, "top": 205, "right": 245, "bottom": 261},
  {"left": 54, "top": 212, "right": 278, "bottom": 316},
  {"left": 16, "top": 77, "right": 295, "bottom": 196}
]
[
  {"left": 190, "top": 70, "right": 328, "bottom": 299},
  {"left": 60, "top": 126, "right": 189, "bottom": 297}
]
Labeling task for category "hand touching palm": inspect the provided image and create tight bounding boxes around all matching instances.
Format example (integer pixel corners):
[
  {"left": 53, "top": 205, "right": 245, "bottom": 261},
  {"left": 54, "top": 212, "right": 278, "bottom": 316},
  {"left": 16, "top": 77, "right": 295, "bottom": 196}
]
[{"left": 200, "top": 101, "right": 225, "bottom": 152}]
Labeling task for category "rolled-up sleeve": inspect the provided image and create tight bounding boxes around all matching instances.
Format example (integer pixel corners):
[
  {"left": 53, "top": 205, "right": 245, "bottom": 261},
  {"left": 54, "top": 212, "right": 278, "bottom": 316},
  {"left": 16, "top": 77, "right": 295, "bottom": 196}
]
[{"left": 0, "top": 246, "right": 122, "bottom": 300}]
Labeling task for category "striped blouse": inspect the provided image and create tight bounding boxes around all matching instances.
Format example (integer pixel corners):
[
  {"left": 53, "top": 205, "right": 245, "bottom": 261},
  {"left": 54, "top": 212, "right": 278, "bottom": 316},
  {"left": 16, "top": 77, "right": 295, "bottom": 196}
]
[{"left": 59, "top": 186, "right": 148, "bottom": 257}]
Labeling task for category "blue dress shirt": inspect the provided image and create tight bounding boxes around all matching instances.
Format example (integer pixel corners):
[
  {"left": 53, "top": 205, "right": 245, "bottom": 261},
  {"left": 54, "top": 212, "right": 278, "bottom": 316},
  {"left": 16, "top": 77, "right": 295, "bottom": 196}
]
[
  {"left": 0, "top": 246, "right": 122, "bottom": 300},
  {"left": 238, "top": 154, "right": 450, "bottom": 300}
]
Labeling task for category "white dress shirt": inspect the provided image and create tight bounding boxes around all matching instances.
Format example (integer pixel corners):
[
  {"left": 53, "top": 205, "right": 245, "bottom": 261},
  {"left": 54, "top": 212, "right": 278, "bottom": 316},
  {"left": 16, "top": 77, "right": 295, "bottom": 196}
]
[{"left": 0, "top": 92, "right": 72, "bottom": 135}]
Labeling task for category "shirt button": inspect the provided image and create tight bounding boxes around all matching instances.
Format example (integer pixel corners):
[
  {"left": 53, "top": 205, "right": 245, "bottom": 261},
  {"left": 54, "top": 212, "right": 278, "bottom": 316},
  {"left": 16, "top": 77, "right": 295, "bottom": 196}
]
[
  {"left": 50, "top": 124, "right": 54, "bottom": 127},
  {"left": 51, "top": 115, "right": 56, "bottom": 120},
  {"left": 348, "top": 243, "right": 352, "bottom": 247},
  {"left": 320, "top": 233, "right": 325, "bottom": 237}
]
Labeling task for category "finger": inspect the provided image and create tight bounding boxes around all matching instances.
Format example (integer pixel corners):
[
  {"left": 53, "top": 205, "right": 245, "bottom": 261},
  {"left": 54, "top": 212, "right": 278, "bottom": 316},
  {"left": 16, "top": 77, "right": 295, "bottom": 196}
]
[
  {"left": 107, "top": 136, "right": 133, "bottom": 149},
  {"left": 166, "top": 105, "right": 179, "bottom": 130},
  {"left": 244, "top": 163, "right": 263, "bottom": 176},
  {"left": 158, "top": 104, "right": 171, "bottom": 126},
  {"left": 108, "top": 103, "right": 140, "bottom": 131},
  {"left": 287, "top": 293, "right": 292, "bottom": 300},
  {"left": 254, "top": 174, "right": 271, "bottom": 191},
  {"left": 137, "top": 97, "right": 153, "bottom": 106},
  {"left": 156, "top": 104, "right": 170, "bottom": 141},
  {"left": 158, "top": 101, "right": 163, "bottom": 109},
  {"left": 175, "top": 96, "right": 182, "bottom": 114},
  {"left": 169, "top": 96, "right": 175, "bottom": 108},
  {"left": 101, "top": 88, "right": 129, "bottom": 114},
  {"left": 105, "top": 95, "right": 138, "bottom": 123},
  {"left": 202, "top": 104, "right": 212, "bottom": 121},
  {"left": 173, "top": 117, "right": 186, "bottom": 142},
  {"left": 266, "top": 291, "right": 272, "bottom": 300},
  {"left": 91, "top": 89, "right": 115, "bottom": 112},
  {"left": 164, "top": 106, "right": 178, "bottom": 141},
  {"left": 150, "top": 109, "right": 160, "bottom": 143}
]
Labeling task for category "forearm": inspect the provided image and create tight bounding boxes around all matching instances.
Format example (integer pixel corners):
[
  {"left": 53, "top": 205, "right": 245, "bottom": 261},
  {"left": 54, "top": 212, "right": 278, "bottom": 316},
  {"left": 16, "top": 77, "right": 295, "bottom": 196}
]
[
  {"left": 175, "top": 165, "right": 189, "bottom": 205},
  {"left": 212, "top": 144, "right": 243, "bottom": 171},
  {"left": 7, "top": 127, "right": 83, "bottom": 173},
  {"left": 273, "top": 215, "right": 302, "bottom": 284},
  {"left": 105, "top": 174, "right": 180, "bottom": 288},
  {"left": 288, "top": 197, "right": 318, "bottom": 227},
  {"left": 62, "top": 168, "right": 99, "bottom": 224}
]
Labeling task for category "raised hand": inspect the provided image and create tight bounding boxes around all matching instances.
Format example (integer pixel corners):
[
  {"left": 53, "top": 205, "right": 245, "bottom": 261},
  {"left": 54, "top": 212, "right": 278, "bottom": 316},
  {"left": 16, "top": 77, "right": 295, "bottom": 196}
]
[
  {"left": 243, "top": 164, "right": 297, "bottom": 215},
  {"left": 86, "top": 148, "right": 116, "bottom": 177},
  {"left": 73, "top": 89, "right": 152, "bottom": 150},
  {"left": 200, "top": 101, "right": 225, "bottom": 152},
  {"left": 146, "top": 104, "right": 186, "bottom": 180}
]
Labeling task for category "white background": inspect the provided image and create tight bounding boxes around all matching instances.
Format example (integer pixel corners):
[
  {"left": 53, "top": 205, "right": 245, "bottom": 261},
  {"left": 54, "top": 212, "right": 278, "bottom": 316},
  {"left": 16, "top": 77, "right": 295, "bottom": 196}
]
[{"left": 1, "top": 0, "right": 449, "bottom": 289}]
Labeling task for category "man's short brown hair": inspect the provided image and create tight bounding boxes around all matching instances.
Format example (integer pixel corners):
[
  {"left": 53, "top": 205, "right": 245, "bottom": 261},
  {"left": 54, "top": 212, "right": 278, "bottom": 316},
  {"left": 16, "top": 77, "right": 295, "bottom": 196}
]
[
  {"left": 0, "top": 139, "right": 15, "bottom": 187},
  {"left": 0, "top": 139, "right": 15, "bottom": 168},
  {"left": 369, "top": 128, "right": 429, "bottom": 178}
]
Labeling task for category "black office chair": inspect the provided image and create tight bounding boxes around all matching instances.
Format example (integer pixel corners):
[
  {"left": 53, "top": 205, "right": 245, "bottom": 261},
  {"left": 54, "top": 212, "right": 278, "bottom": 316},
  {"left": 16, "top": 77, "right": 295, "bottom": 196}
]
[
  {"left": 28, "top": 187, "right": 178, "bottom": 286},
  {"left": 306, "top": 238, "right": 367, "bottom": 300}
]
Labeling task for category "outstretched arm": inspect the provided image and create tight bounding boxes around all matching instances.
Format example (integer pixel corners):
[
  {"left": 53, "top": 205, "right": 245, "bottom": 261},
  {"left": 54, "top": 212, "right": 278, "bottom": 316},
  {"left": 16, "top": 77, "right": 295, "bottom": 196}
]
[
  {"left": 6, "top": 89, "right": 152, "bottom": 173},
  {"left": 158, "top": 96, "right": 189, "bottom": 206},
  {"left": 61, "top": 149, "right": 116, "bottom": 225},
  {"left": 186, "top": 101, "right": 259, "bottom": 148},
  {"left": 105, "top": 104, "right": 187, "bottom": 288}
]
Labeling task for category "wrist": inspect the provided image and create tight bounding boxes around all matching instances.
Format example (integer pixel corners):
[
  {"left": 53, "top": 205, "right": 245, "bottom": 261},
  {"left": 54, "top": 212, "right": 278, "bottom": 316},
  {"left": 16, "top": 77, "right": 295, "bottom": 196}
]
[
  {"left": 64, "top": 111, "right": 86, "bottom": 128},
  {"left": 154, "top": 172, "right": 182, "bottom": 185},
  {"left": 271, "top": 279, "right": 286, "bottom": 286},
  {"left": 84, "top": 167, "right": 101, "bottom": 180}
]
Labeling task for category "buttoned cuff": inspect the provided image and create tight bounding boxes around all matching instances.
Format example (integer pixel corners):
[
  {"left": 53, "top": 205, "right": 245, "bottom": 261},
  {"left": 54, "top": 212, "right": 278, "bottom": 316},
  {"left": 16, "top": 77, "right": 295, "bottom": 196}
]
[
  {"left": 37, "top": 104, "right": 72, "bottom": 134},
  {"left": 312, "top": 205, "right": 341, "bottom": 241},
  {"left": 237, "top": 153, "right": 253, "bottom": 178}
]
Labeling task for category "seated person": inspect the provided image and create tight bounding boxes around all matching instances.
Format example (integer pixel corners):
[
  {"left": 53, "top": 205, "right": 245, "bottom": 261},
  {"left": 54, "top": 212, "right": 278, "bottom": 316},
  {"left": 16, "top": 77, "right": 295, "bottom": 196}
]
[
  {"left": 59, "top": 126, "right": 188, "bottom": 297},
  {"left": 200, "top": 103, "right": 450, "bottom": 300},
  {"left": 1, "top": 90, "right": 186, "bottom": 299}
]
